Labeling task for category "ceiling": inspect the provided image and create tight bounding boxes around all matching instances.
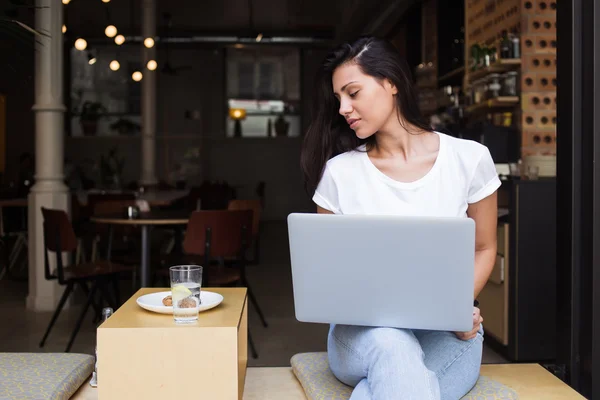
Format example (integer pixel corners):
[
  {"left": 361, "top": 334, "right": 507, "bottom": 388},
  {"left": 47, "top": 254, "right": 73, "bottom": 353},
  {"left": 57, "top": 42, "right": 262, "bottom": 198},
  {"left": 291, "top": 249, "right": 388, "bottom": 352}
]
[
  {"left": 1, "top": 0, "right": 418, "bottom": 47},
  {"left": 63, "top": 0, "right": 342, "bottom": 40}
]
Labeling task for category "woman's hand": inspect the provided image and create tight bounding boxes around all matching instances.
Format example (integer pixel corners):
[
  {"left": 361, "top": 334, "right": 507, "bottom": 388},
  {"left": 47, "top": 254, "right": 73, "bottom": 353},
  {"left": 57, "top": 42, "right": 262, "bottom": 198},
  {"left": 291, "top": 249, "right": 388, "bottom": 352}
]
[{"left": 454, "top": 307, "right": 483, "bottom": 340}]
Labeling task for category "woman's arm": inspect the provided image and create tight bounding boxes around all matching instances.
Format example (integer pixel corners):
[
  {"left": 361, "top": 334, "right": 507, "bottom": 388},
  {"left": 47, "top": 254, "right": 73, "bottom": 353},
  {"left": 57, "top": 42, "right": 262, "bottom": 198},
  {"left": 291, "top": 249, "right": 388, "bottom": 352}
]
[
  {"left": 466, "top": 192, "right": 498, "bottom": 299},
  {"left": 317, "top": 205, "right": 334, "bottom": 214},
  {"left": 454, "top": 192, "right": 498, "bottom": 340}
]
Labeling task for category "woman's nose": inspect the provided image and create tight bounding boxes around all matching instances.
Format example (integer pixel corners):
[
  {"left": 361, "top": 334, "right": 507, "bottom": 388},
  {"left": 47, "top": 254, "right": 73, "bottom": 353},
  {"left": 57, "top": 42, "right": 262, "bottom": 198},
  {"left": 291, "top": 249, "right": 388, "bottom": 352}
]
[{"left": 339, "top": 98, "right": 352, "bottom": 115}]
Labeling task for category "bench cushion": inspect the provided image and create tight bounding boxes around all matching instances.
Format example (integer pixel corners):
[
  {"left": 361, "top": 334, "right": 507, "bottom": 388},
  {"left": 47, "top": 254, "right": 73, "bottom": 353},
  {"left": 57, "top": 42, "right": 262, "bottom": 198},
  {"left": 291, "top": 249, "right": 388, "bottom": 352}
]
[
  {"left": 291, "top": 352, "right": 519, "bottom": 400},
  {"left": 0, "top": 353, "right": 94, "bottom": 400}
]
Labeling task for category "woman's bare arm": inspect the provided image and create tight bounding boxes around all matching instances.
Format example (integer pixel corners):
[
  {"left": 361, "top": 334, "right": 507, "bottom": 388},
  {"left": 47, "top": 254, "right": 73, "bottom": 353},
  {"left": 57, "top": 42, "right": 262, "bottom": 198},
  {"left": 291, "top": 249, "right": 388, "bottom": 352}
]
[
  {"left": 467, "top": 192, "right": 498, "bottom": 299},
  {"left": 317, "top": 206, "right": 334, "bottom": 214}
]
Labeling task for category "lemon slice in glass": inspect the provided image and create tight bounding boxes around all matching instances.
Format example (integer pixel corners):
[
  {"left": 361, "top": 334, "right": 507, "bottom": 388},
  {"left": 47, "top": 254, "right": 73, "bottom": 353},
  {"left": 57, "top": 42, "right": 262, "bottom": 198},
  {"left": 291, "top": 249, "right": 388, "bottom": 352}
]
[{"left": 171, "top": 284, "right": 192, "bottom": 298}]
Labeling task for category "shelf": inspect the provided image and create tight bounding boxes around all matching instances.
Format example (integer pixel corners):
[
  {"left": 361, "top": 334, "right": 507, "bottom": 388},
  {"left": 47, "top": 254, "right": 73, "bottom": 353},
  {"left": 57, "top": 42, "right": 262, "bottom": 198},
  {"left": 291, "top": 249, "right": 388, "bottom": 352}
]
[
  {"left": 438, "top": 66, "right": 465, "bottom": 84},
  {"left": 465, "top": 96, "right": 520, "bottom": 114},
  {"left": 468, "top": 59, "right": 521, "bottom": 83}
]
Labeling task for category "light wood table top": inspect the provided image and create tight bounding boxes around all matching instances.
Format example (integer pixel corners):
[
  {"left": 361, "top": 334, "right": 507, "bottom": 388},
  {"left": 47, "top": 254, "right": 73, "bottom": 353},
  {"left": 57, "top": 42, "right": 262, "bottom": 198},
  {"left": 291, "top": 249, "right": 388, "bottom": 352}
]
[
  {"left": 72, "top": 363, "right": 584, "bottom": 400},
  {"left": 479, "top": 364, "right": 585, "bottom": 399},
  {"left": 72, "top": 367, "right": 306, "bottom": 400},
  {"left": 102, "top": 287, "right": 246, "bottom": 329}
]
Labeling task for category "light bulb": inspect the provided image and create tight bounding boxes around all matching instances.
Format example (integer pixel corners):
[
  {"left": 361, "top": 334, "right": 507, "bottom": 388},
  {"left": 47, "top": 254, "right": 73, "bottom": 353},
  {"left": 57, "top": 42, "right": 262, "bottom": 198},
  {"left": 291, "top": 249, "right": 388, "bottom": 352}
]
[
  {"left": 74, "top": 38, "right": 87, "bottom": 51},
  {"left": 109, "top": 60, "right": 120, "bottom": 71},
  {"left": 146, "top": 60, "right": 157, "bottom": 70},
  {"left": 114, "top": 35, "right": 125, "bottom": 45},
  {"left": 132, "top": 71, "right": 143, "bottom": 81},
  {"left": 88, "top": 57, "right": 97, "bottom": 65},
  {"left": 144, "top": 37, "right": 155, "bottom": 48},
  {"left": 62, "top": 25, "right": 67, "bottom": 33},
  {"left": 105, "top": 25, "right": 117, "bottom": 38},
  {"left": 62, "top": 0, "right": 70, "bottom": 4},
  {"left": 102, "top": 0, "right": 110, "bottom": 2}
]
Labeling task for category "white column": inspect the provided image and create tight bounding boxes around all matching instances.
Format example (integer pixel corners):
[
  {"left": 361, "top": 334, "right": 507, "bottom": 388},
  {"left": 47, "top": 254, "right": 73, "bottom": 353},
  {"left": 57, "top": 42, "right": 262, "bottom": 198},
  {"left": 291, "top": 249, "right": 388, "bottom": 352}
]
[
  {"left": 27, "top": 0, "right": 70, "bottom": 311},
  {"left": 140, "top": 0, "right": 157, "bottom": 186}
]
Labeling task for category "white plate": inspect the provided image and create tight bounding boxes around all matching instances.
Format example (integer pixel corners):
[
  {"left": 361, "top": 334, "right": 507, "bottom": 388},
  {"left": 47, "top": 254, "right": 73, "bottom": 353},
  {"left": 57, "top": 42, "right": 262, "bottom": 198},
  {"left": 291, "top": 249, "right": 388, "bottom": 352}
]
[{"left": 136, "top": 290, "right": 224, "bottom": 315}]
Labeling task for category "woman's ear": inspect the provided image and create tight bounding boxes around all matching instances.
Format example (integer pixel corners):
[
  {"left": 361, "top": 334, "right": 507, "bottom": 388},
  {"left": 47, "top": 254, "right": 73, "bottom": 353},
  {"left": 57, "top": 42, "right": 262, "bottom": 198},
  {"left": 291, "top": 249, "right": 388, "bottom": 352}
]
[{"left": 386, "top": 79, "right": 398, "bottom": 95}]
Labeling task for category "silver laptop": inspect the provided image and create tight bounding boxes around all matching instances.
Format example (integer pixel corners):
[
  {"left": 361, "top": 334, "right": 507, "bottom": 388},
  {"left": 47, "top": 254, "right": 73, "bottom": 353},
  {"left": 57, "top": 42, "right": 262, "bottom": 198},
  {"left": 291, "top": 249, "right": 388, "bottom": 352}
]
[{"left": 287, "top": 213, "right": 475, "bottom": 332}]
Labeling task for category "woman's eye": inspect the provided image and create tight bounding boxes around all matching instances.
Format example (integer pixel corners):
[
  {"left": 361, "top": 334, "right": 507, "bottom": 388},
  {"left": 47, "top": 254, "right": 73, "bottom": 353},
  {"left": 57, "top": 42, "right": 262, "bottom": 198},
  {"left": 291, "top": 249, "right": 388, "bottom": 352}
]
[{"left": 349, "top": 91, "right": 359, "bottom": 98}]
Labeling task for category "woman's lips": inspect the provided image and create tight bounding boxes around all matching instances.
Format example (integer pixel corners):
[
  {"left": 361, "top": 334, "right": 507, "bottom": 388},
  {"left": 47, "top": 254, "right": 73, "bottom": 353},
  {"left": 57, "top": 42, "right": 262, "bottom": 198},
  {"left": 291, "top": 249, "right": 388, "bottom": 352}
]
[{"left": 347, "top": 118, "right": 360, "bottom": 129}]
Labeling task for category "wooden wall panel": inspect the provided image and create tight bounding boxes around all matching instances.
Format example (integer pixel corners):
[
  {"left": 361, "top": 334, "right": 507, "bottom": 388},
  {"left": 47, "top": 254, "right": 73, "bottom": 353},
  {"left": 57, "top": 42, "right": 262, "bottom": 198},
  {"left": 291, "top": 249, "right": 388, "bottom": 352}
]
[
  {"left": 464, "top": 0, "right": 556, "bottom": 155},
  {"left": 520, "top": 0, "right": 557, "bottom": 155}
]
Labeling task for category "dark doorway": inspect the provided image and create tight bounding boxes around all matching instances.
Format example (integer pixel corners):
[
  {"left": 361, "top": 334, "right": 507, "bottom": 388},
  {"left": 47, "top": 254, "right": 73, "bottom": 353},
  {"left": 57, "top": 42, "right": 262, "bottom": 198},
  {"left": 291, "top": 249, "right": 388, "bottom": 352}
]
[{"left": 556, "top": 0, "right": 600, "bottom": 398}]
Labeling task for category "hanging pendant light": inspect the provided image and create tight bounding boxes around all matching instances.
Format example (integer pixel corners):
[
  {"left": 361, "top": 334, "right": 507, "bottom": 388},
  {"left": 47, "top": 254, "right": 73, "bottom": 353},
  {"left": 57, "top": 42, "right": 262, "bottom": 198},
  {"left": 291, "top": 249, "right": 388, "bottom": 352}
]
[
  {"left": 105, "top": 25, "right": 117, "bottom": 38},
  {"left": 146, "top": 60, "right": 157, "bottom": 71},
  {"left": 74, "top": 38, "right": 87, "bottom": 50}
]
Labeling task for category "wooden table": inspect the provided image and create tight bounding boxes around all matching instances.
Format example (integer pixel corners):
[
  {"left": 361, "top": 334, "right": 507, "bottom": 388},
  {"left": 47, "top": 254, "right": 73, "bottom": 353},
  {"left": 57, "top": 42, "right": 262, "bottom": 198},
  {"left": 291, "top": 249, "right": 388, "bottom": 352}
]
[
  {"left": 91, "top": 211, "right": 189, "bottom": 287},
  {"left": 97, "top": 287, "right": 248, "bottom": 400}
]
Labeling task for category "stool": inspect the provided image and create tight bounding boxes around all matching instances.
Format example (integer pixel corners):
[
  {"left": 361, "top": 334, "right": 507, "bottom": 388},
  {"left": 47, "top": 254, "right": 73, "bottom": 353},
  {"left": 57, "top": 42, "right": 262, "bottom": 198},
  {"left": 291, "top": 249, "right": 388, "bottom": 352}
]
[{"left": 291, "top": 352, "right": 518, "bottom": 400}]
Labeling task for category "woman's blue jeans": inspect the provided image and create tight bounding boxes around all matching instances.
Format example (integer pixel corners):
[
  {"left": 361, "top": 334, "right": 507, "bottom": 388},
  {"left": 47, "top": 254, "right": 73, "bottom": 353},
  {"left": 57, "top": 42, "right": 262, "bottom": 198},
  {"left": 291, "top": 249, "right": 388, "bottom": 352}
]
[{"left": 327, "top": 324, "right": 484, "bottom": 400}]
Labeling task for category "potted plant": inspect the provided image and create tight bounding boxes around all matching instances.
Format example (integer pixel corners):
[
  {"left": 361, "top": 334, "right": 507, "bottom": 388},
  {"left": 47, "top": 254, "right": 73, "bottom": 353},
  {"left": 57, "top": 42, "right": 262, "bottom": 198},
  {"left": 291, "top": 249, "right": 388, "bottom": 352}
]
[
  {"left": 110, "top": 118, "right": 141, "bottom": 136},
  {"left": 80, "top": 101, "right": 107, "bottom": 136}
]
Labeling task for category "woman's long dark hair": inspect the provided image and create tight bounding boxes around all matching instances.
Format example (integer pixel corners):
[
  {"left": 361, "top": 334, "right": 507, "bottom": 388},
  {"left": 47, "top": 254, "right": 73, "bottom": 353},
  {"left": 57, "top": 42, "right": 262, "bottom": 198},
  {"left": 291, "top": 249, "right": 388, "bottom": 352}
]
[{"left": 300, "top": 36, "right": 432, "bottom": 196}]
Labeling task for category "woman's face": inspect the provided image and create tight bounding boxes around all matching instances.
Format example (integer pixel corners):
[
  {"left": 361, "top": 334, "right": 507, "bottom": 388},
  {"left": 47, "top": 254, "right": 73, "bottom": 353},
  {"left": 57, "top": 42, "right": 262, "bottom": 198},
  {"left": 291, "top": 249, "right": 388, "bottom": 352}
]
[{"left": 332, "top": 62, "right": 398, "bottom": 139}]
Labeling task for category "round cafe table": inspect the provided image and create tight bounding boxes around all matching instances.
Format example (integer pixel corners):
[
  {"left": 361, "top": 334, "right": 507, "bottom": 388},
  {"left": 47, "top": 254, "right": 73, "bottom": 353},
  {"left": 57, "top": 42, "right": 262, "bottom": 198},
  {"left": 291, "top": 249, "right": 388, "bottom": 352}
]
[{"left": 91, "top": 210, "right": 189, "bottom": 287}]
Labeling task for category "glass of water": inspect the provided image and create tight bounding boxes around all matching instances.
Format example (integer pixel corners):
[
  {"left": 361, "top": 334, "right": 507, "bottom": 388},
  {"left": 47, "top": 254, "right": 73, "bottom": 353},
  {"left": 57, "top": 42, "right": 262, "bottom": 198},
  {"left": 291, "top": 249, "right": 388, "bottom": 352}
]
[{"left": 169, "top": 265, "right": 202, "bottom": 324}]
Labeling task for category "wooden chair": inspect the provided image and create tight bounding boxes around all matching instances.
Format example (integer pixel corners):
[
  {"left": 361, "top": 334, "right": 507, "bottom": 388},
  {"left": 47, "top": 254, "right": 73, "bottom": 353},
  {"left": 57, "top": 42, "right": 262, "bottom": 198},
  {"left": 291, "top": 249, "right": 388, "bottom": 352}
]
[
  {"left": 156, "top": 210, "right": 266, "bottom": 358},
  {"left": 165, "top": 181, "right": 237, "bottom": 215},
  {"left": 227, "top": 199, "right": 262, "bottom": 265},
  {"left": 91, "top": 199, "right": 140, "bottom": 260},
  {"left": 39, "top": 207, "right": 132, "bottom": 352}
]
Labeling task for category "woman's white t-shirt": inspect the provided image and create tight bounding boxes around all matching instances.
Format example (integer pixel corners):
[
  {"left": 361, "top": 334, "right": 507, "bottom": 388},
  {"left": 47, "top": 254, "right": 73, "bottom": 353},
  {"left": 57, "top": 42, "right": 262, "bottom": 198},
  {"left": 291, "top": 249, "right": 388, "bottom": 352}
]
[{"left": 313, "top": 132, "right": 502, "bottom": 217}]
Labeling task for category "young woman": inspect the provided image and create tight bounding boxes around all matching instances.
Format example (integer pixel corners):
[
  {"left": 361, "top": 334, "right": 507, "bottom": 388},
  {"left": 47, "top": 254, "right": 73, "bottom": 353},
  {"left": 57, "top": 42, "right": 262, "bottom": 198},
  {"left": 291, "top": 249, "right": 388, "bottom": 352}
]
[{"left": 300, "top": 36, "right": 501, "bottom": 400}]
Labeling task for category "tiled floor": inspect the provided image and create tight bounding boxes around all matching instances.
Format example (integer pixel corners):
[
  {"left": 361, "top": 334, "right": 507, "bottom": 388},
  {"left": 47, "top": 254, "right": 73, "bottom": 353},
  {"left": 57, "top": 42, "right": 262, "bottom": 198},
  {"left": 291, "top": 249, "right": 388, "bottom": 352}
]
[{"left": 0, "top": 221, "right": 508, "bottom": 366}]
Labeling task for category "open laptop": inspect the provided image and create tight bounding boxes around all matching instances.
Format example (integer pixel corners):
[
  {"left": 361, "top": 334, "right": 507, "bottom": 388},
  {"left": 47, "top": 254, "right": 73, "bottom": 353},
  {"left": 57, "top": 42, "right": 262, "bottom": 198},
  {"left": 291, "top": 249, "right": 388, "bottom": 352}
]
[{"left": 287, "top": 213, "right": 475, "bottom": 332}]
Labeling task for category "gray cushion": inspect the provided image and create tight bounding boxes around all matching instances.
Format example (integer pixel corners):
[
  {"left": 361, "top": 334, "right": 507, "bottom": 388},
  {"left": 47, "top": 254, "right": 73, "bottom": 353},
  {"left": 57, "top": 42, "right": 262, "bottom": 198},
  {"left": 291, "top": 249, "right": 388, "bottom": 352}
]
[
  {"left": 290, "top": 352, "right": 519, "bottom": 400},
  {"left": 0, "top": 353, "right": 94, "bottom": 400}
]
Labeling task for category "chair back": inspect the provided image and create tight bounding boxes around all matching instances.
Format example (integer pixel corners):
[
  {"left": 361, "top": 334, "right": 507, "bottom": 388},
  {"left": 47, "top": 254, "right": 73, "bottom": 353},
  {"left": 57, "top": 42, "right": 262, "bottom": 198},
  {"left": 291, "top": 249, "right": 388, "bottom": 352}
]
[
  {"left": 41, "top": 207, "right": 78, "bottom": 282},
  {"left": 227, "top": 199, "right": 261, "bottom": 237},
  {"left": 83, "top": 192, "right": 136, "bottom": 220},
  {"left": 194, "top": 181, "right": 237, "bottom": 210},
  {"left": 183, "top": 210, "right": 253, "bottom": 258}
]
